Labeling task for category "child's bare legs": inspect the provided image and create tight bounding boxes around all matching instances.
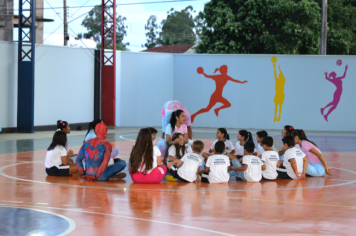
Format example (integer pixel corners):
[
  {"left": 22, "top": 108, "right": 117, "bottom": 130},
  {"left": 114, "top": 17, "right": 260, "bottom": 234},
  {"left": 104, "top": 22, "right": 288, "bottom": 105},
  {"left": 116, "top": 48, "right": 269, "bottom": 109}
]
[{"left": 69, "top": 164, "right": 79, "bottom": 175}]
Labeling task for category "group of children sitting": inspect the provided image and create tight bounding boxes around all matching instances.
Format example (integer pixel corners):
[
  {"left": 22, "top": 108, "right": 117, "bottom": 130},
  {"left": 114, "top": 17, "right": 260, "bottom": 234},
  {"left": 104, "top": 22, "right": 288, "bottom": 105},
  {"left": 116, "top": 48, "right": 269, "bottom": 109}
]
[{"left": 45, "top": 115, "right": 332, "bottom": 184}]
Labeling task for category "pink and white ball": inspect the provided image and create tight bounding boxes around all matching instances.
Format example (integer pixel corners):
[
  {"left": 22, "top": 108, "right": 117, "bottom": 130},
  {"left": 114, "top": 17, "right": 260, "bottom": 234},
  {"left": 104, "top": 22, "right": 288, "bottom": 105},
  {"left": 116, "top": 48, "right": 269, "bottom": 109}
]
[{"left": 336, "top": 59, "right": 342, "bottom": 66}]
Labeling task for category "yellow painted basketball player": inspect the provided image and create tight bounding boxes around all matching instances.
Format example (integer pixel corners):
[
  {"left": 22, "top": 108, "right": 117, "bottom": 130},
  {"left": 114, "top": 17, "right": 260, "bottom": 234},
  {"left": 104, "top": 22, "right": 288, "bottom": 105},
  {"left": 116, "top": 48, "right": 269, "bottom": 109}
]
[{"left": 271, "top": 57, "right": 285, "bottom": 122}]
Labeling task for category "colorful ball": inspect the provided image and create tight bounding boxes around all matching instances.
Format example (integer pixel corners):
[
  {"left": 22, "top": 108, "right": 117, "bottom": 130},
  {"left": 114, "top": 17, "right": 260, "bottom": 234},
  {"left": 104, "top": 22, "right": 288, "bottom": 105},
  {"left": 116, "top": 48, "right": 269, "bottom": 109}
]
[
  {"left": 197, "top": 67, "right": 204, "bottom": 74},
  {"left": 271, "top": 57, "right": 277, "bottom": 63},
  {"left": 336, "top": 59, "right": 342, "bottom": 66}
]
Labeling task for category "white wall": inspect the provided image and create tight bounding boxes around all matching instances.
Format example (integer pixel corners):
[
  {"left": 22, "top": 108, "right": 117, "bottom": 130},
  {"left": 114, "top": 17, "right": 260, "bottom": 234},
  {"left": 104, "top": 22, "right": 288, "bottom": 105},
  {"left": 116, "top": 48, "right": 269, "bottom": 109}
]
[
  {"left": 0, "top": 42, "right": 17, "bottom": 128},
  {"left": 116, "top": 52, "right": 174, "bottom": 127},
  {"left": 114, "top": 52, "right": 356, "bottom": 131},
  {"left": 34, "top": 45, "right": 94, "bottom": 125},
  {"left": 0, "top": 42, "right": 95, "bottom": 128}
]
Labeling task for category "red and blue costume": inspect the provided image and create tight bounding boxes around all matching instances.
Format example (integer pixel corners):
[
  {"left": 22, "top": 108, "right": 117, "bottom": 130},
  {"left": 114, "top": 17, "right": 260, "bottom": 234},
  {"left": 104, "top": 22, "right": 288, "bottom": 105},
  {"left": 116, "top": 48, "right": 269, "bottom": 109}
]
[{"left": 77, "top": 123, "right": 126, "bottom": 181}]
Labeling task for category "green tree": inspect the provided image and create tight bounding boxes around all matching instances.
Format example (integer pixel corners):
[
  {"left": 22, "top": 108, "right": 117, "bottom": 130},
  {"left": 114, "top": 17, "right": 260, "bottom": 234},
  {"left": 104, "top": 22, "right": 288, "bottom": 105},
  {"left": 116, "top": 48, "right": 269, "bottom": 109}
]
[
  {"left": 197, "top": 0, "right": 321, "bottom": 54},
  {"left": 143, "top": 15, "right": 159, "bottom": 48},
  {"left": 321, "top": 0, "right": 356, "bottom": 54},
  {"left": 158, "top": 6, "right": 197, "bottom": 45},
  {"left": 80, "top": 5, "right": 129, "bottom": 50}
]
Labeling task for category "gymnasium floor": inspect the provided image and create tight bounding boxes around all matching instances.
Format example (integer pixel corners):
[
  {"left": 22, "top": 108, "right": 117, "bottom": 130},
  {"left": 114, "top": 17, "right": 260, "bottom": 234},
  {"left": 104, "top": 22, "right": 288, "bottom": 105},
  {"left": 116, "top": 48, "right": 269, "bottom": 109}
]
[{"left": 0, "top": 127, "right": 356, "bottom": 236}]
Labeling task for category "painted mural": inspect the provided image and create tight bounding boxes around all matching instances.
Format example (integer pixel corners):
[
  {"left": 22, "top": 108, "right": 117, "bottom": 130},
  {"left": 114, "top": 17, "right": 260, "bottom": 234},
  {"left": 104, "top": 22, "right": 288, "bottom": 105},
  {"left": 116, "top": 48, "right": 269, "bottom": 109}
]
[
  {"left": 191, "top": 65, "right": 248, "bottom": 123},
  {"left": 271, "top": 57, "right": 286, "bottom": 122},
  {"left": 321, "top": 61, "right": 348, "bottom": 122}
]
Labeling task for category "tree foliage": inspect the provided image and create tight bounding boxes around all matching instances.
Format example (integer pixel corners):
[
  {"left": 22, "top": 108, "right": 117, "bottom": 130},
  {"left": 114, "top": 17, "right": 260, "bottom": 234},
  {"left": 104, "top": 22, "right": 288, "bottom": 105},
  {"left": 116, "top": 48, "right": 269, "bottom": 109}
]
[
  {"left": 81, "top": 5, "right": 129, "bottom": 50},
  {"left": 143, "top": 6, "right": 199, "bottom": 47},
  {"left": 143, "top": 15, "right": 159, "bottom": 49},
  {"left": 323, "top": 0, "right": 356, "bottom": 54},
  {"left": 197, "top": 0, "right": 321, "bottom": 54},
  {"left": 197, "top": 0, "right": 356, "bottom": 54}
]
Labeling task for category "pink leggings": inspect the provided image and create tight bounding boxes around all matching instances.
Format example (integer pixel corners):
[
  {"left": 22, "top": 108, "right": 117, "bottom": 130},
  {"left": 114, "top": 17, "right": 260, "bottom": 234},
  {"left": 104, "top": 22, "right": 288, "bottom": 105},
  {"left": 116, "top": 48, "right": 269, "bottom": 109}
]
[{"left": 129, "top": 165, "right": 167, "bottom": 184}]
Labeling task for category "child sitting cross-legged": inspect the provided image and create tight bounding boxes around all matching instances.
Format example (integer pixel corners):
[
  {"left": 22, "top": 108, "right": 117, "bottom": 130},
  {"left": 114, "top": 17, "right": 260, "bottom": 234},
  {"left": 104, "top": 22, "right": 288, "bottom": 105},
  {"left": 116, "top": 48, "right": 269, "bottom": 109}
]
[
  {"left": 167, "top": 140, "right": 205, "bottom": 182},
  {"left": 201, "top": 141, "right": 230, "bottom": 183},
  {"left": 261, "top": 136, "right": 280, "bottom": 181},
  {"left": 227, "top": 141, "right": 265, "bottom": 182},
  {"left": 276, "top": 136, "right": 308, "bottom": 180}
]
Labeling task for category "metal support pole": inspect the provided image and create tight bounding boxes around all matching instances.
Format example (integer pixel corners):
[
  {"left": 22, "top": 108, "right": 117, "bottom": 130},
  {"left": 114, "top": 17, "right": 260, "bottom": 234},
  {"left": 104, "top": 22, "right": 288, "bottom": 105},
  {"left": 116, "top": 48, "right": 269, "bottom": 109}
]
[
  {"left": 320, "top": 0, "right": 327, "bottom": 55},
  {"left": 101, "top": 0, "right": 116, "bottom": 126},
  {"left": 64, "top": 0, "right": 68, "bottom": 46},
  {"left": 17, "top": 0, "right": 36, "bottom": 132}
]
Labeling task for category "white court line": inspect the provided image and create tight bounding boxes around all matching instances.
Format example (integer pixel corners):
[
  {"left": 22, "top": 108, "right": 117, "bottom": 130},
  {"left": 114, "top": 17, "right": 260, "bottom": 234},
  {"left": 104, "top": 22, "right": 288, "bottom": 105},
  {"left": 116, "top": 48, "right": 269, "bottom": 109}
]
[
  {"left": 288, "top": 226, "right": 301, "bottom": 229},
  {"left": 89, "top": 207, "right": 101, "bottom": 209},
  {"left": 62, "top": 205, "right": 75, "bottom": 207},
  {"left": 144, "top": 211, "right": 155, "bottom": 213},
  {"left": 0, "top": 203, "right": 235, "bottom": 236},
  {"left": 37, "top": 203, "right": 49, "bottom": 205},
  {"left": 258, "top": 222, "right": 271, "bottom": 225},
  {"left": 119, "top": 135, "right": 136, "bottom": 141},
  {"left": 229, "top": 219, "right": 242, "bottom": 222},
  {"left": 172, "top": 213, "right": 184, "bottom": 216},
  {"left": 318, "top": 231, "right": 333, "bottom": 234},
  {"left": 0, "top": 204, "right": 76, "bottom": 235},
  {"left": 1, "top": 200, "right": 23, "bottom": 203},
  {"left": 1, "top": 163, "right": 356, "bottom": 192}
]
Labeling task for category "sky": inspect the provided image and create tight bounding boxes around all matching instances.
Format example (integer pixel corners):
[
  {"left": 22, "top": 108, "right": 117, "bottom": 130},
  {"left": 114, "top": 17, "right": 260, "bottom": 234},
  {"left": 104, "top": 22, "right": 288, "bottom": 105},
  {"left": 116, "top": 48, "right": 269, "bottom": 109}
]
[{"left": 14, "top": 0, "right": 209, "bottom": 52}]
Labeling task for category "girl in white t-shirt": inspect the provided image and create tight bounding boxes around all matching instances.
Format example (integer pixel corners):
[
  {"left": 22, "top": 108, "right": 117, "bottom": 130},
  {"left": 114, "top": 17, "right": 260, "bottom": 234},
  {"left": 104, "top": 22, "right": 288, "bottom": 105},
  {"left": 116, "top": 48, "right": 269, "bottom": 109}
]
[
  {"left": 209, "top": 128, "right": 235, "bottom": 154},
  {"left": 256, "top": 130, "right": 277, "bottom": 158},
  {"left": 45, "top": 131, "right": 79, "bottom": 176},
  {"left": 56, "top": 120, "right": 76, "bottom": 163},
  {"left": 166, "top": 132, "right": 192, "bottom": 163},
  {"left": 230, "top": 130, "right": 256, "bottom": 162},
  {"left": 129, "top": 128, "right": 167, "bottom": 184}
]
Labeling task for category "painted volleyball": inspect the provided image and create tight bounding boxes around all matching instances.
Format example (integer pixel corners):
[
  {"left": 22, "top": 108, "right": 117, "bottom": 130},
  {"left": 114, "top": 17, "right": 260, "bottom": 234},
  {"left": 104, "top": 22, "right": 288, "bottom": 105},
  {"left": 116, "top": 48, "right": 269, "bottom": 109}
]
[
  {"left": 197, "top": 67, "right": 204, "bottom": 74},
  {"left": 336, "top": 59, "right": 342, "bottom": 66}
]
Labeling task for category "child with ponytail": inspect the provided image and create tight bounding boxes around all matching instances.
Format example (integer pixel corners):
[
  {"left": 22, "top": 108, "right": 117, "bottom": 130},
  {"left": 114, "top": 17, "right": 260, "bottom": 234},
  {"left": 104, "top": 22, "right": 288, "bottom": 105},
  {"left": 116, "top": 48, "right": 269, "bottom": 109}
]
[
  {"left": 292, "top": 129, "right": 332, "bottom": 177},
  {"left": 234, "top": 130, "right": 255, "bottom": 159},
  {"left": 278, "top": 125, "right": 295, "bottom": 161},
  {"left": 202, "top": 128, "right": 235, "bottom": 161},
  {"left": 56, "top": 120, "right": 76, "bottom": 163}
]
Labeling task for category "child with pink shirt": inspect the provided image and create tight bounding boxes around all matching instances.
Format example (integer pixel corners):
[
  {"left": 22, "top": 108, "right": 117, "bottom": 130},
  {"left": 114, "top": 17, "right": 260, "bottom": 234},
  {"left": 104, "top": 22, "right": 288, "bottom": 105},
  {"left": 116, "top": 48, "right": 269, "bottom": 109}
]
[
  {"left": 292, "top": 129, "right": 332, "bottom": 177},
  {"left": 158, "top": 110, "right": 188, "bottom": 159}
]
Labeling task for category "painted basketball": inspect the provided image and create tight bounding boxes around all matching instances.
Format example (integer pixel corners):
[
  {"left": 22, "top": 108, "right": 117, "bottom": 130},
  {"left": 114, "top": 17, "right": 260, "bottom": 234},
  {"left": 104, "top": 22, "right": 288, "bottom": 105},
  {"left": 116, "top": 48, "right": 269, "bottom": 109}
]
[
  {"left": 336, "top": 59, "right": 342, "bottom": 66},
  {"left": 197, "top": 67, "right": 204, "bottom": 74},
  {"left": 271, "top": 56, "right": 277, "bottom": 63}
]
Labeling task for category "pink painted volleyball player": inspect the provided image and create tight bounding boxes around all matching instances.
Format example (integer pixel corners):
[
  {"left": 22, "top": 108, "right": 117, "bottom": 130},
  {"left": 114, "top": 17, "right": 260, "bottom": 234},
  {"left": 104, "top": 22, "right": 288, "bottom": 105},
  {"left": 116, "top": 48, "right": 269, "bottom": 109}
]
[{"left": 321, "top": 64, "right": 348, "bottom": 122}]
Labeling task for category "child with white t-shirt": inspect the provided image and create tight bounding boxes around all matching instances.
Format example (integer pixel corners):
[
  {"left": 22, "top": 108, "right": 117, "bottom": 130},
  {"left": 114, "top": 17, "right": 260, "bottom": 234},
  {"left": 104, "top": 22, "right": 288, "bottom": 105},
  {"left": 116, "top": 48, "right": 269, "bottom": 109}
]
[
  {"left": 167, "top": 140, "right": 204, "bottom": 182},
  {"left": 261, "top": 136, "right": 280, "bottom": 181},
  {"left": 256, "top": 130, "right": 277, "bottom": 158},
  {"left": 202, "top": 128, "right": 235, "bottom": 160},
  {"left": 276, "top": 136, "right": 308, "bottom": 180},
  {"left": 228, "top": 141, "right": 265, "bottom": 182},
  {"left": 230, "top": 130, "right": 257, "bottom": 162},
  {"left": 201, "top": 141, "right": 230, "bottom": 183},
  {"left": 45, "top": 131, "right": 79, "bottom": 176}
]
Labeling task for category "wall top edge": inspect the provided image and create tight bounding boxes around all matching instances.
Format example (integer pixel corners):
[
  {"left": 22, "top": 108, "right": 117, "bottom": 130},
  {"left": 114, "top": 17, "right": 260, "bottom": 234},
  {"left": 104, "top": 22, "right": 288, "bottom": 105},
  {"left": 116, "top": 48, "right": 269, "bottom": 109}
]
[{"left": 0, "top": 41, "right": 96, "bottom": 51}]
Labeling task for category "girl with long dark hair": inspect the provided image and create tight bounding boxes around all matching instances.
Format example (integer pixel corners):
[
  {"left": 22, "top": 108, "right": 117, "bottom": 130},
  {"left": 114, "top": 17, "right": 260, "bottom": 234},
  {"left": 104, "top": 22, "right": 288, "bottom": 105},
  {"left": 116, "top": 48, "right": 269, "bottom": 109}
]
[
  {"left": 292, "top": 129, "right": 332, "bottom": 177},
  {"left": 45, "top": 131, "right": 79, "bottom": 176},
  {"left": 158, "top": 109, "right": 189, "bottom": 159},
  {"left": 129, "top": 128, "right": 167, "bottom": 183}
]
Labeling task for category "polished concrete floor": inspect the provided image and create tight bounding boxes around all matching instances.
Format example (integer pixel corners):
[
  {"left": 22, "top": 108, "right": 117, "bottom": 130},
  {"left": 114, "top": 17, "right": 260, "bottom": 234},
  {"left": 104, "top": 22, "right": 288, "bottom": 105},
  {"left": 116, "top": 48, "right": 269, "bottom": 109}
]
[{"left": 0, "top": 127, "right": 355, "bottom": 235}]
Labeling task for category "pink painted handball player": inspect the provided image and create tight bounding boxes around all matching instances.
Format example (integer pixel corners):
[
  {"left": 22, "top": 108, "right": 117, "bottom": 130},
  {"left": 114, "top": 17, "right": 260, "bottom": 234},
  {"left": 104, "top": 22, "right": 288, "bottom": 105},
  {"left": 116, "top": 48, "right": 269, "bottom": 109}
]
[
  {"left": 161, "top": 101, "right": 192, "bottom": 139},
  {"left": 321, "top": 64, "right": 348, "bottom": 121}
]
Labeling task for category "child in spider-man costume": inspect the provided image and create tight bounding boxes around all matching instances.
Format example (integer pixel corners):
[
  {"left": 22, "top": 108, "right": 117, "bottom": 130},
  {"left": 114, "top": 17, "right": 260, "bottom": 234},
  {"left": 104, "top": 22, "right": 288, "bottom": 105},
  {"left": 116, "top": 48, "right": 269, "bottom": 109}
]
[{"left": 76, "top": 123, "right": 126, "bottom": 181}]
